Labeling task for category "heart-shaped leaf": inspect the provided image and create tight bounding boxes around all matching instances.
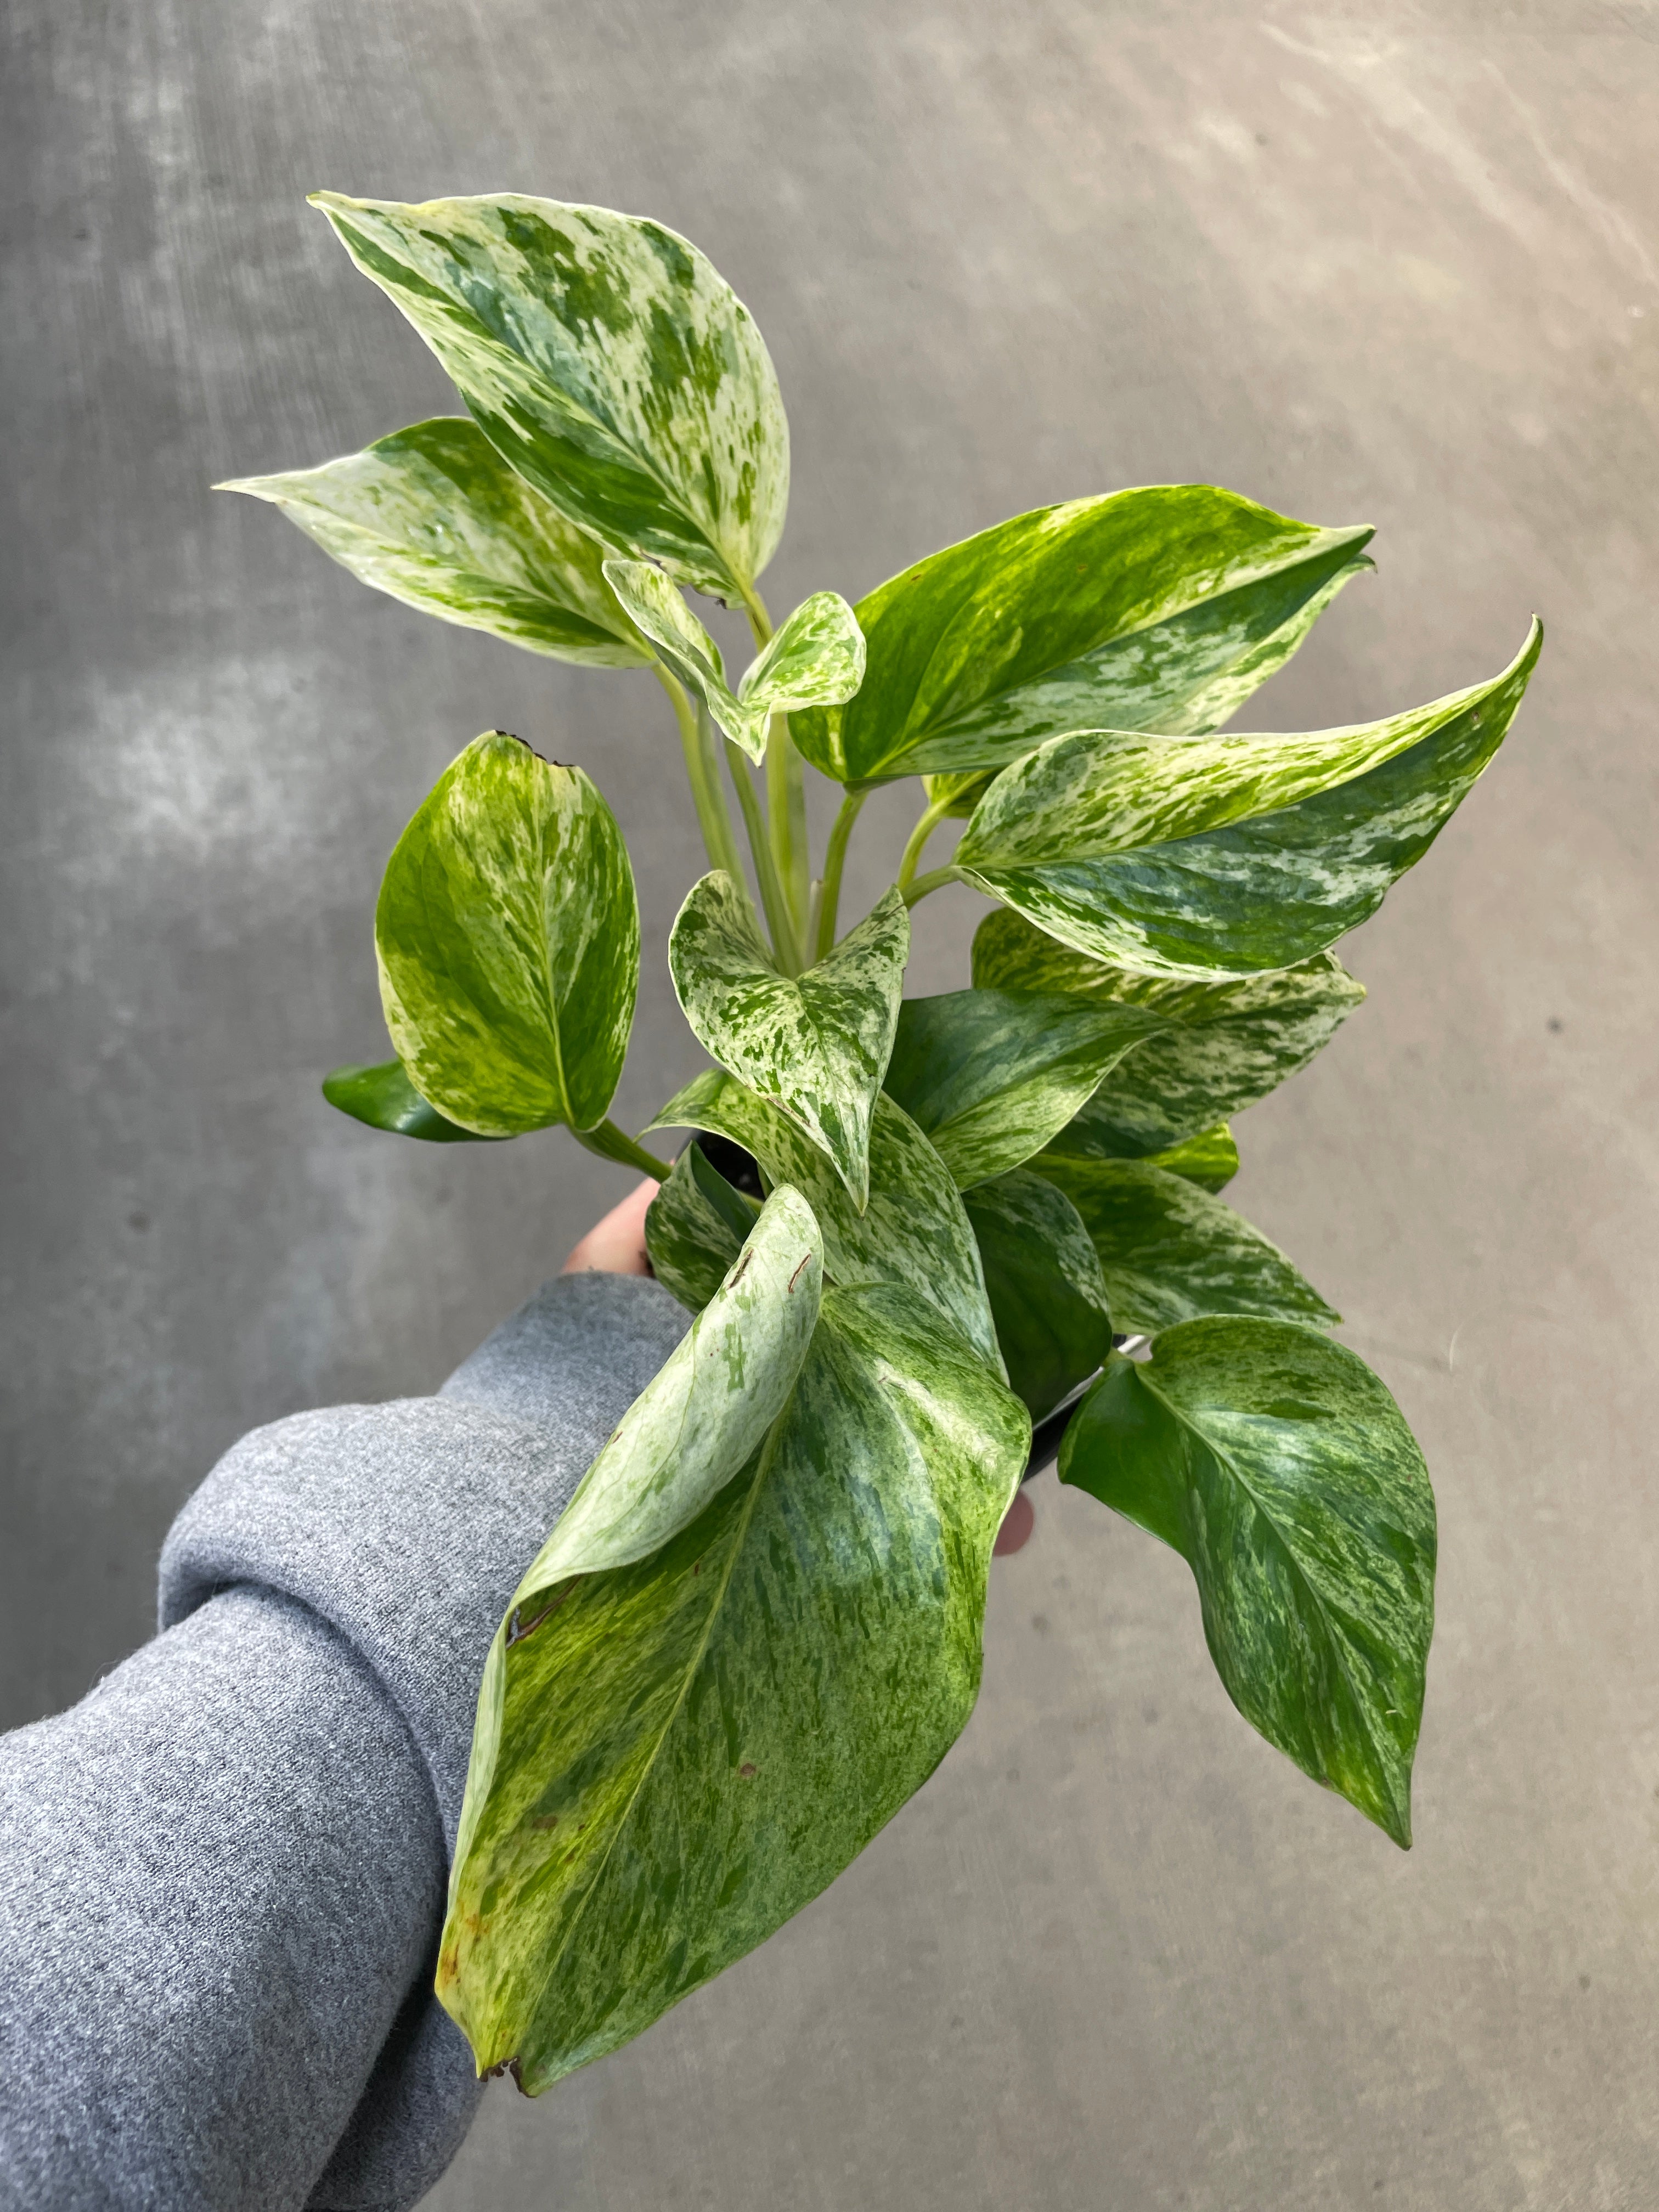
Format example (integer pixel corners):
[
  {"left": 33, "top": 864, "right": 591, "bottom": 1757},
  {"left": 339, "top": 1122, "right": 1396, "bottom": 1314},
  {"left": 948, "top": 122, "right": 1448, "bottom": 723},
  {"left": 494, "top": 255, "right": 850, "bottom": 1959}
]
[
  {"left": 321, "top": 1057, "right": 495, "bottom": 1143},
  {"left": 376, "top": 732, "right": 638, "bottom": 1136},
  {"left": 527, "top": 1185, "right": 821, "bottom": 1586},
  {"left": 881, "top": 989, "right": 1166, "bottom": 1190},
  {"left": 644, "top": 1141, "right": 760, "bottom": 1311},
  {"left": 955, "top": 623, "right": 1542, "bottom": 978},
  {"left": 1033, "top": 1157, "right": 1339, "bottom": 1336},
  {"left": 648, "top": 1073, "right": 1000, "bottom": 1369},
  {"left": 605, "top": 562, "right": 864, "bottom": 762},
  {"left": 740, "top": 590, "right": 866, "bottom": 722},
  {"left": 791, "top": 487, "right": 1373, "bottom": 786},
  {"left": 973, "top": 910, "right": 1364, "bottom": 1151},
  {"left": 963, "top": 1170, "right": 1113, "bottom": 1419},
  {"left": 669, "top": 874, "right": 908, "bottom": 1207},
  {"left": 1059, "top": 1321, "right": 1435, "bottom": 1846},
  {"left": 219, "top": 419, "right": 650, "bottom": 666},
  {"left": 439, "top": 1278, "right": 1030, "bottom": 2089},
  {"left": 312, "top": 194, "right": 788, "bottom": 599}
]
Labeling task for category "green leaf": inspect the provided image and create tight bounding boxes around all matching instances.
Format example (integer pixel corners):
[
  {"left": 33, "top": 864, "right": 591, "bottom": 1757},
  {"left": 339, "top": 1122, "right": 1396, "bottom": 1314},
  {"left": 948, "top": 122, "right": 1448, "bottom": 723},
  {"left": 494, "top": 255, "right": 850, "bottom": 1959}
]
[
  {"left": 973, "top": 910, "right": 1364, "bottom": 1151},
  {"left": 439, "top": 1278, "right": 1030, "bottom": 2089},
  {"left": 955, "top": 623, "right": 1542, "bottom": 978},
  {"left": 311, "top": 193, "right": 788, "bottom": 599},
  {"left": 1059, "top": 1321, "right": 1435, "bottom": 1846},
  {"left": 647, "top": 1074, "right": 1001, "bottom": 1370},
  {"left": 790, "top": 486, "right": 1372, "bottom": 786},
  {"left": 1032, "top": 1157, "right": 1339, "bottom": 1336},
  {"left": 1135, "top": 1124, "right": 1239, "bottom": 1193},
  {"left": 376, "top": 732, "right": 638, "bottom": 1136},
  {"left": 321, "top": 1057, "right": 495, "bottom": 1143},
  {"left": 218, "top": 418, "right": 650, "bottom": 666},
  {"left": 644, "top": 1141, "right": 760, "bottom": 1311},
  {"left": 881, "top": 988, "right": 1165, "bottom": 1190},
  {"left": 527, "top": 1186, "right": 821, "bottom": 1584},
  {"left": 669, "top": 876, "right": 908, "bottom": 1208},
  {"left": 604, "top": 561, "right": 864, "bottom": 761},
  {"left": 963, "top": 1170, "right": 1113, "bottom": 1420}
]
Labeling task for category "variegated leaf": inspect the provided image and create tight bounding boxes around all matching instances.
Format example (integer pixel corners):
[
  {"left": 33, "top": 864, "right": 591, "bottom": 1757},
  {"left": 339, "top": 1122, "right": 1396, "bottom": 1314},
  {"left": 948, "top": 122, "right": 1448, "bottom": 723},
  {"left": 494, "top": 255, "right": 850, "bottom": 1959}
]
[
  {"left": 604, "top": 563, "right": 865, "bottom": 762},
  {"left": 439, "top": 1279, "right": 1029, "bottom": 2089},
  {"left": 1132, "top": 1124, "right": 1239, "bottom": 1193},
  {"left": 956, "top": 623, "right": 1542, "bottom": 978},
  {"left": 963, "top": 1169, "right": 1113, "bottom": 1420},
  {"left": 973, "top": 909, "right": 1364, "bottom": 1152},
  {"left": 322, "top": 1056, "right": 494, "bottom": 1143},
  {"left": 647, "top": 1073, "right": 1001, "bottom": 1370},
  {"left": 881, "top": 988, "right": 1165, "bottom": 1190},
  {"left": 740, "top": 590, "right": 866, "bottom": 721},
  {"left": 1033, "top": 1156, "right": 1338, "bottom": 1336},
  {"left": 644, "top": 1141, "right": 760, "bottom": 1311},
  {"left": 790, "top": 487, "right": 1372, "bottom": 786},
  {"left": 312, "top": 193, "right": 788, "bottom": 599},
  {"left": 219, "top": 419, "right": 650, "bottom": 665},
  {"left": 376, "top": 732, "right": 638, "bottom": 1136},
  {"left": 669, "top": 876, "right": 908, "bottom": 1208},
  {"left": 1060, "top": 1321, "right": 1435, "bottom": 1846},
  {"left": 525, "top": 1186, "right": 820, "bottom": 1587}
]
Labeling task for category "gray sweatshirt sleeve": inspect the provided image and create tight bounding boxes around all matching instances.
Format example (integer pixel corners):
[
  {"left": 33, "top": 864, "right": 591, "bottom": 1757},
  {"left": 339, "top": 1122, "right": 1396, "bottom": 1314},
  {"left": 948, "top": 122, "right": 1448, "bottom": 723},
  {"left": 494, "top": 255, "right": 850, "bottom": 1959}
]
[{"left": 0, "top": 1271, "right": 690, "bottom": 2212}]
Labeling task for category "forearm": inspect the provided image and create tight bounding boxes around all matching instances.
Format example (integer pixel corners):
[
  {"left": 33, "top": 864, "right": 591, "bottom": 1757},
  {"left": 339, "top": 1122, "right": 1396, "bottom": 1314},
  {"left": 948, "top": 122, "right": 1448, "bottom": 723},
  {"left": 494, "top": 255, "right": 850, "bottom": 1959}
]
[
  {"left": 0, "top": 1587, "right": 445, "bottom": 2212},
  {"left": 0, "top": 1271, "right": 692, "bottom": 2212}
]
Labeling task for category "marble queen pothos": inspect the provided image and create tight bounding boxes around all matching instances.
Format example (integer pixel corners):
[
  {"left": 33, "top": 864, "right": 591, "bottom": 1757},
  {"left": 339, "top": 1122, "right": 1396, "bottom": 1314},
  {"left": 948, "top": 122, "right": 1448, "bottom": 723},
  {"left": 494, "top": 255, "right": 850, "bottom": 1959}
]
[{"left": 223, "top": 190, "right": 1541, "bottom": 2092}]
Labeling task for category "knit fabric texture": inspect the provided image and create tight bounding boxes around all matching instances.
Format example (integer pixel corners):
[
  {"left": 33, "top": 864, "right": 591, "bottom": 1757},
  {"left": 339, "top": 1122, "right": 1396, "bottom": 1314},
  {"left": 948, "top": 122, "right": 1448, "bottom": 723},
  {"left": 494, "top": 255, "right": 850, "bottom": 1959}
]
[{"left": 0, "top": 1271, "right": 690, "bottom": 2212}]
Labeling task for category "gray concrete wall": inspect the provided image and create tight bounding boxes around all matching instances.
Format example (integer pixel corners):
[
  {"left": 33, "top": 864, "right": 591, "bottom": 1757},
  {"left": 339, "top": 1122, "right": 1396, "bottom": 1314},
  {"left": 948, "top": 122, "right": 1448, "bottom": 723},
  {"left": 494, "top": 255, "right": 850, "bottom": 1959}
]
[{"left": 4, "top": 3, "right": 1657, "bottom": 2205}]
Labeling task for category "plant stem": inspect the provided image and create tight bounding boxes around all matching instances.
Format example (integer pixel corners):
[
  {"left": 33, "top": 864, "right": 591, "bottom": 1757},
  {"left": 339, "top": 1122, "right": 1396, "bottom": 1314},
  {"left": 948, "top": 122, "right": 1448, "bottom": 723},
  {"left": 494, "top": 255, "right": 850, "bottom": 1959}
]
[
  {"left": 657, "top": 667, "right": 744, "bottom": 886},
  {"left": 766, "top": 716, "right": 811, "bottom": 939},
  {"left": 896, "top": 795, "right": 954, "bottom": 893},
  {"left": 719, "top": 713, "right": 804, "bottom": 974},
  {"left": 575, "top": 1119, "right": 673, "bottom": 1180},
  {"left": 901, "top": 862, "right": 963, "bottom": 910},
  {"left": 738, "top": 586, "right": 812, "bottom": 946},
  {"left": 737, "top": 580, "right": 773, "bottom": 647},
  {"left": 814, "top": 788, "right": 867, "bottom": 960}
]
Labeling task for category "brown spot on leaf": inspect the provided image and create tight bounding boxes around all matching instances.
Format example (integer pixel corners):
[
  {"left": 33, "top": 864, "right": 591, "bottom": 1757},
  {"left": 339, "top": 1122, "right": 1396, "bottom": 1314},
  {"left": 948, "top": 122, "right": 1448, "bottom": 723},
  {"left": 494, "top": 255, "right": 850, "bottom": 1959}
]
[
  {"left": 788, "top": 1254, "right": 811, "bottom": 1291},
  {"left": 738, "top": 1762, "right": 758, "bottom": 1780}
]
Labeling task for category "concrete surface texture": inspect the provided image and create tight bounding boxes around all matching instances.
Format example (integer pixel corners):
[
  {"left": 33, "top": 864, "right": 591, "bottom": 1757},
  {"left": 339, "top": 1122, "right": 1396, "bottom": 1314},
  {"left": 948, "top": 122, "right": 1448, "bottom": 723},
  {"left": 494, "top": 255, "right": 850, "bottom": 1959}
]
[{"left": 4, "top": 0, "right": 1656, "bottom": 2204}]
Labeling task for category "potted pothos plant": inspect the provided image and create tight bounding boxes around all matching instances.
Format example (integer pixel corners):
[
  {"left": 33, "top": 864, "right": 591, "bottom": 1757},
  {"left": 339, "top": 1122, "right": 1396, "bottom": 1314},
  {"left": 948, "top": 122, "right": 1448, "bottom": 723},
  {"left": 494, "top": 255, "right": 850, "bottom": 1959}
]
[{"left": 224, "top": 192, "right": 1540, "bottom": 2095}]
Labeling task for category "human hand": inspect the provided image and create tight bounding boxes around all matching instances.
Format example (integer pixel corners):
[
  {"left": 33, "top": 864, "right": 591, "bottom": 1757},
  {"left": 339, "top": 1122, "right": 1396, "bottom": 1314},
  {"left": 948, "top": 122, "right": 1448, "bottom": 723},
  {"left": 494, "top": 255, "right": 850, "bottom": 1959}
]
[{"left": 560, "top": 1178, "right": 1034, "bottom": 1556}]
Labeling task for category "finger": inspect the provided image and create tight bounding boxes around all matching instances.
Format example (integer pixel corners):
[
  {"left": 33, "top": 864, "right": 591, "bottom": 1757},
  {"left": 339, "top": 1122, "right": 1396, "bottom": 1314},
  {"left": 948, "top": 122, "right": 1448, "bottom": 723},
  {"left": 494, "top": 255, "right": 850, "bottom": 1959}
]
[
  {"left": 993, "top": 1487, "right": 1034, "bottom": 1557},
  {"left": 560, "top": 1177, "right": 658, "bottom": 1276}
]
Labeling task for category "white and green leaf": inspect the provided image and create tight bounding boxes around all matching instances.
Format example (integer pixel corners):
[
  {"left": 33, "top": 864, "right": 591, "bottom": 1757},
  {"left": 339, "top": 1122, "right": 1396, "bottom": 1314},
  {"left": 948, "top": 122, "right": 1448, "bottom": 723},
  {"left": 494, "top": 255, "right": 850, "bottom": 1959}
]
[
  {"left": 880, "top": 988, "right": 1165, "bottom": 1190},
  {"left": 963, "top": 1169, "right": 1113, "bottom": 1420},
  {"left": 439, "top": 1279, "right": 1029, "bottom": 2089},
  {"left": 312, "top": 193, "right": 788, "bottom": 599},
  {"left": 376, "top": 732, "right": 638, "bottom": 1136},
  {"left": 1032, "top": 1156, "right": 1339, "bottom": 1336},
  {"left": 648, "top": 1073, "right": 1001, "bottom": 1369},
  {"left": 669, "top": 875, "right": 908, "bottom": 1209},
  {"left": 1059, "top": 1321, "right": 1435, "bottom": 1846},
  {"left": 218, "top": 418, "right": 650, "bottom": 665},
  {"left": 605, "top": 561, "right": 862, "bottom": 761},
  {"left": 644, "top": 1141, "right": 760, "bottom": 1311},
  {"left": 974, "top": 911, "right": 1365, "bottom": 1153},
  {"left": 791, "top": 486, "right": 1373, "bottom": 786},
  {"left": 527, "top": 1185, "right": 821, "bottom": 1585},
  {"left": 956, "top": 623, "right": 1542, "bottom": 977}
]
